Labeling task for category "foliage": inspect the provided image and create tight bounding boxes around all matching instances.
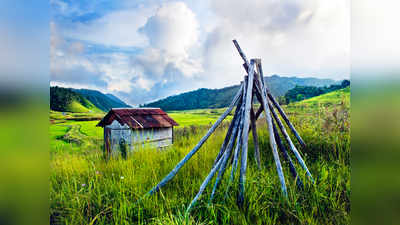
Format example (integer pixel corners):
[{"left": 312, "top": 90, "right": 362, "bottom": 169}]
[
  {"left": 285, "top": 80, "right": 350, "bottom": 104},
  {"left": 50, "top": 86, "right": 101, "bottom": 113},
  {"left": 50, "top": 88, "right": 350, "bottom": 224},
  {"left": 143, "top": 75, "right": 339, "bottom": 111},
  {"left": 71, "top": 88, "right": 131, "bottom": 112},
  {"left": 50, "top": 86, "right": 131, "bottom": 113}
]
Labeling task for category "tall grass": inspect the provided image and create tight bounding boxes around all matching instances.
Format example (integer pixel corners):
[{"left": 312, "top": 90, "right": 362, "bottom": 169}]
[{"left": 50, "top": 91, "right": 350, "bottom": 224}]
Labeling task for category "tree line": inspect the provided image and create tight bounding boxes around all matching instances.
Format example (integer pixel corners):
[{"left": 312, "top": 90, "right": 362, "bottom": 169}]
[{"left": 283, "top": 80, "right": 350, "bottom": 104}]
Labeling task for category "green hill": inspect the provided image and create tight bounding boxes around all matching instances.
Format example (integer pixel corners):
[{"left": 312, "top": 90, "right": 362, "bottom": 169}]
[
  {"left": 284, "top": 80, "right": 350, "bottom": 104},
  {"left": 299, "top": 86, "right": 350, "bottom": 105},
  {"left": 143, "top": 75, "right": 340, "bottom": 111},
  {"left": 50, "top": 87, "right": 102, "bottom": 113},
  {"left": 71, "top": 88, "right": 131, "bottom": 112}
]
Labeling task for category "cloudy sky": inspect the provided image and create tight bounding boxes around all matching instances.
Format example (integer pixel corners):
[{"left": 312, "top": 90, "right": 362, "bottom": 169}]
[{"left": 50, "top": 0, "right": 349, "bottom": 106}]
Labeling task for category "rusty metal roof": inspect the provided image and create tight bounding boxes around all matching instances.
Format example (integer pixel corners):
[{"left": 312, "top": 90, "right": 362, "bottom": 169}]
[{"left": 97, "top": 108, "right": 179, "bottom": 129}]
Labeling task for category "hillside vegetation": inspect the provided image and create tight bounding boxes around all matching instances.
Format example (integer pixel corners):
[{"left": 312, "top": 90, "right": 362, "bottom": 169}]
[
  {"left": 284, "top": 80, "right": 350, "bottom": 104},
  {"left": 50, "top": 87, "right": 350, "bottom": 224},
  {"left": 50, "top": 86, "right": 102, "bottom": 113},
  {"left": 50, "top": 86, "right": 131, "bottom": 113},
  {"left": 71, "top": 88, "right": 131, "bottom": 112},
  {"left": 143, "top": 75, "right": 339, "bottom": 111}
]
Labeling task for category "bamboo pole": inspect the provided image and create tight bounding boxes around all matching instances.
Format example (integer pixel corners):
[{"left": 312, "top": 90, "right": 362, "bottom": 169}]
[
  {"left": 145, "top": 84, "right": 244, "bottom": 197},
  {"left": 267, "top": 99, "right": 314, "bottom": 182},
  {"left": 237, "top": 59, "right": 256, "bottom": 207},
  {"left": 253, "top": 66, "right": 287, "bottom": 197},
  {"left": 250, "top": 107, "right": 261, "bottom": 169}
]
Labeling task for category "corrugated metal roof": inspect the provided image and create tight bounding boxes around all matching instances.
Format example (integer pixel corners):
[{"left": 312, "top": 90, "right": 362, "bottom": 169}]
[{"left": 97, "top": 108, "right": 179, "bottom": 128}]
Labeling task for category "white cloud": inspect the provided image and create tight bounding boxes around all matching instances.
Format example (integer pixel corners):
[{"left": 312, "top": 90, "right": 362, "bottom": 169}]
[
  {"left": 50, "top": 0, "right": 350, "bottom": 105},
  {"left": 64, "top": 4, "right": 155, "bottom": 47},
  {"left": 130, "top": 1, "right": 203, "bottom": 90},
  {"left": 202, "top": 0, "right": 350, "bottom": 87},
  {"left": 51, "top": 22, "right": 135, "bottom": 93},
  {"left": 140, "top": 2, "right": 199, "bottom": 55}
]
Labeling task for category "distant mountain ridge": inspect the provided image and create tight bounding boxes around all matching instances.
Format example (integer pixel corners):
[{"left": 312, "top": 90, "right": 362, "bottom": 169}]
[
  {"left": 143, "top": 75, "right": 340, "bottom": 111},
  {"left": 50, "top": 86, "right": 131, "bottom": 112}
]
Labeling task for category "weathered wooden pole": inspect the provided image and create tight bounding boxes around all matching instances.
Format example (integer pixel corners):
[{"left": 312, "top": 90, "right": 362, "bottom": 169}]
[
  {"left": 267, "top": 93, "right": 306, "bottom": 148},
  {"left": 237, "top": 59, "right": 256, "bottom": 207},
  {"left": 268, "top": 99, "right": 314, "bottom": 182},
  {"left": 233, "top": 40, "right": 250, "bottom": 68},
  {"left": 271, "top": 116, "right": 304, "bottom": 190},
  {"left": 255, "top": 58, "right": 313, "bottom": 183},
  {"left": 145, "top": 84, "right": 244, "bottom": 197},
  {"left": 209, "top": 108, "right": 243, "bottom": 203},
  {"left": 213, "top": 96, "right": 243, "bottom": 167},
  {"left": 234, "top": 40, "right": 306, "bottom": 149},
  {"left": 252, "top": 84, "right": 304, "bottom": 189},
  {"left": 186, "top": 150, "right": 226, "bottom": 213},
  {"left": 250, "top": 107, "right": 261, "bottom": 169},
  {"left": 254, "top": 66, "right": 287, "bottom": 197},
  {"left": 225, "top": 104, "right": 245, "bottom": 198},
  {"left": 224, "top": 75, "right": 247, "bottom": 198}
]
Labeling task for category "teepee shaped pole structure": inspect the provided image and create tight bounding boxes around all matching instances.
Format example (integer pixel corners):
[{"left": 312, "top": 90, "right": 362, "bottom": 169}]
[{"left": 142, "top": 40, "right": 313, "bottom": 212}]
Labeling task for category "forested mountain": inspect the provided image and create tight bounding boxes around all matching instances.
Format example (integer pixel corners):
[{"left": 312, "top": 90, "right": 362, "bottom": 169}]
[
  {"left": 144, "top": 85, "right": 239, "bottom": 111},
  {"left": 143, "top": 75, "right": 340, "bottom": 111},
  {"left": 50, "top": 86, "right": 131, "bottom": 112},
  {"left": 50, "top": 86, "right": 101, "bottom": 113},
  {"left": 71, "top": 88, "right": 131, "bottom": 112}
]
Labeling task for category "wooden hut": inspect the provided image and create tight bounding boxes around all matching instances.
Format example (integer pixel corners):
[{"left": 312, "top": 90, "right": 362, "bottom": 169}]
[{"left": 97, "top": 108, "right": 178, "bottom": 155}]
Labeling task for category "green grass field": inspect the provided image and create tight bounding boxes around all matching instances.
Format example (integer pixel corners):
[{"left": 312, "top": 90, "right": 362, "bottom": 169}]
[{"left": 50, "top": 88, "right": 350, "bottom": 224}]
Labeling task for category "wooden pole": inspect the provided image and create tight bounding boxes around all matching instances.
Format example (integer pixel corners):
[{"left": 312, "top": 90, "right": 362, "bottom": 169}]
[
  {"left": 255, "top": 57, "right": 306, "bottom": 149},
  {"left": 209, "top": 108, "right": 242, "bottom": 203},
  {"left": 255, "top": 105, "right": 264, "bottom": 120},
  {"left": 237, "top": 59, "right": 256, "bottom": 207},
  {"left": 186, "top": 150, "right": 226, "bottom": 213},
  {"left": 213, "top": 95, "right": 243, "bottom": 166},
  {"left": 234, "top": 41, "right": 306, "bottom": 149},
  {"left": 233, "top": 40, "right": 250, "bottom": 68},
  {"left": 225, "top": 104, "right": 245, "bottom": 198},
  {"left": 272, "top": 117, "right": 304, "bottom": 190},
  {"left": 254, "top": 58, "right": 312, "bottom": 183},
  {"left": 145, "top": 84, "right": 244, "bottom": 197},
  {"left": 268, "top": 99, "right": 314, "bottom": 182},
  {"left": 267, "top": 93, "right": 306, "bottom": 148},
  {"left": 233, "top": 39, "right": 288, "bottom": 196},
  {"left": 250, "top": 107, "right": 261, "bottom": 169},
  {"left": 253, "top": 65, "right": 287, "bottom": 197}
]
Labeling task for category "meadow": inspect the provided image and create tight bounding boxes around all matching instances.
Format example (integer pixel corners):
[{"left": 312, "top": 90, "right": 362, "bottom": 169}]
[{"left": 50, "top": 87, "right": 350, "bottom": 224}]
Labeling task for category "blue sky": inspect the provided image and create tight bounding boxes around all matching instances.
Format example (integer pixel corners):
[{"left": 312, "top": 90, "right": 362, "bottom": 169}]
[{"left": 50, "top": 0, "right": 350, "bottom": 106}]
